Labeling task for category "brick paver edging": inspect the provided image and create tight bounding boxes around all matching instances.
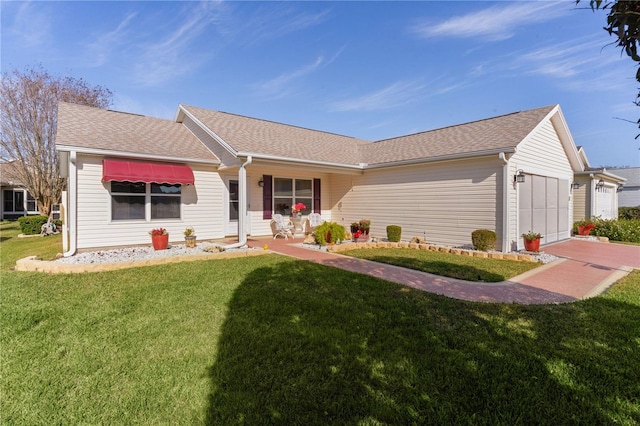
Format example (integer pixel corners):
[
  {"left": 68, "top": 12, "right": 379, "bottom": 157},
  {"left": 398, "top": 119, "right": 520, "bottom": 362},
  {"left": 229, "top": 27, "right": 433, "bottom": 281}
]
[
  {"left": 327, "top": 241, "right": 537, "bottom": 262},
  {"left": 14, "top": 250, "right": 270, "bottom": 274}
]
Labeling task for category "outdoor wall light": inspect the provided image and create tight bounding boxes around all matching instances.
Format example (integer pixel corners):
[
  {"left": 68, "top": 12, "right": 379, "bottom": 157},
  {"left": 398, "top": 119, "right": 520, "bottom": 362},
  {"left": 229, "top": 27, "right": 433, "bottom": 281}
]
[
  {"left": 617, "top": 184, "right": 624, "bottom": 192},
  {"left": 596, "top": 179, "right": 605, "bottom": 190},
  {"left": 572, "top": 182, "right": 580, "bottom": 190},
  {"left": 258, "top": 179, "right": 264, "bottom": 188},
  {"left": 514, "top": 169, "right": 525, "bottom": 183}
]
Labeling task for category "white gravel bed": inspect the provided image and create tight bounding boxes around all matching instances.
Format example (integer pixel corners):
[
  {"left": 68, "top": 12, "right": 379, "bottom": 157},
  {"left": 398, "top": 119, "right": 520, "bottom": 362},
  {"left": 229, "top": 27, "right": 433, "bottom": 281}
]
[{"left": 55, "top": 242, "right": 255, "bottom": 265}]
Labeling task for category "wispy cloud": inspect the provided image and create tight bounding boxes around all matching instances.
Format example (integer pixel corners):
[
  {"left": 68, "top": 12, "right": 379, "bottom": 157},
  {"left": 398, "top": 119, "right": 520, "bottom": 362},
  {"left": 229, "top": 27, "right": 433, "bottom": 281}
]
[
  {"left": 7, "top": 1, "right": 52, "bottom": 48},
  {"left": 132, "top": 2, "right": 226, "bottom": 86},
  {"left": 221, "top": 5, "right": 330, "bottom": 46},
  {"left": 331, "top": 80, "right": 426, "bottom": 112},
  {"left": 253, "top": 48, "right": 344, "bottom": 99},
  {"left": 410, "top": 2, "right": 568, "bottom": 41},
  {"left": 85, "top": 12, "right": 138, "bottom": 67}
]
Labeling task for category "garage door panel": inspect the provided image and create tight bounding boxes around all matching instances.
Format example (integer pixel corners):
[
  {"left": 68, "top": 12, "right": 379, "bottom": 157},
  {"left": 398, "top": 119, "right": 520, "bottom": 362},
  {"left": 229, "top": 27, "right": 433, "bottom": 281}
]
[
  {"left": 518, "top": 174, "right": 569, "bottom": 249},
  {"left": 532, "top": 175, "right": 546, "bottom": 209}
]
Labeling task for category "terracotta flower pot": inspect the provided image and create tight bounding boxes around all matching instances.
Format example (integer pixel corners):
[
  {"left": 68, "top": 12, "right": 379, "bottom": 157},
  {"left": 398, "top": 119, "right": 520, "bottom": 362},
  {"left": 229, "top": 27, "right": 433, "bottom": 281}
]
[
  {"left": 152, "top": 234, "right": 169, "bottom": 250},
  {"left": 577, "top": 225, "right": 594, "bottom": 236},
  {"left": 523, "top": 237, "right": 540, "bottom": 252}
]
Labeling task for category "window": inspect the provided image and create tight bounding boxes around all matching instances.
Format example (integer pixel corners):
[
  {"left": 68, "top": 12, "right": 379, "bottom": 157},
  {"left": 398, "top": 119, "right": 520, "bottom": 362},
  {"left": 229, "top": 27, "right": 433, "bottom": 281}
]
[
  {"left": 111, "top": 181, "right": 145, "bottom": 220},
  {"left": 273, "top": 178, "right": 312, "bottom": 215},
  {"left": 3, "top": 189, "right": 26, "bottom": 212},
  {"left": 3, "top": 190, "right": 13, "bottom": 212},
  {"left": 229, "top": 180, "right": 239, "bottom": 221},
  {"left": 26, "top": 193, "right": 36, "bottom": 212},
  {"left": 110, "top": 181, "right": 181, "bottom": 221},
  {"left": 151, "top": 183, "right": 181, "bottom": 219}
]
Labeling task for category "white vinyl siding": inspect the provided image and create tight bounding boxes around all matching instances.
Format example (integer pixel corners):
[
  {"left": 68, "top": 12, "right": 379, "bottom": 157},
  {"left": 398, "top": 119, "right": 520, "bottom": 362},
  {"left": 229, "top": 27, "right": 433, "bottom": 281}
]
[
  {"left": 509, "top": 120, "right": 574, "bottom": 249},
  {"left": 329, "top": 158, "right": 501, "bottom": 248},
  {"left": 572, "top": 178, "right": 590, "bottom": 222},
  {"left": 75, "top": 154, "right": 225, "bottom": 250}
]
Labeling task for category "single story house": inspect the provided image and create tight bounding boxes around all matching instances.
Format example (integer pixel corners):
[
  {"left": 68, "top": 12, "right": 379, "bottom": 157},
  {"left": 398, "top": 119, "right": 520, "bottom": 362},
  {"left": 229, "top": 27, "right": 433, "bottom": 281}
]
[
  {"left": 572, "top": 148, "right": 625, "bottom": 221},
  {"left": 0, "top": 161, "right": 40, "bottom": 220},
  {"left": 608, "top": 167, "right": 639, "bottom": 207},
  {"left": 56, "top": 102, "right": 594, "bottom": 255}
]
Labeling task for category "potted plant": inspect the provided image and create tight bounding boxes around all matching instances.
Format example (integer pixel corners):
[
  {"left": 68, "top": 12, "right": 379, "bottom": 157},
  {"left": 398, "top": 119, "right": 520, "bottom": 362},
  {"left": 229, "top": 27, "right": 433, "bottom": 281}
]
[
  {"left": 350, "top": 222, "right": 360, "bottom": 234},
  {"left": 521, "top": 231, "right": 543, "bottom": 252},
  {"left": 150, "top": 228, "right": 169, "bottom": 250},
  {"left": 184, "top": 226, "right": 197, "bottom": 248},
  {"left": 292, "top": 202, "right": 306, "bottom": 217},
  {"left": 575, "top": 219, "right": 596, "bottom": 236},
  {"left": 359, "top": 219, "right": 371, "bottom": 235}
]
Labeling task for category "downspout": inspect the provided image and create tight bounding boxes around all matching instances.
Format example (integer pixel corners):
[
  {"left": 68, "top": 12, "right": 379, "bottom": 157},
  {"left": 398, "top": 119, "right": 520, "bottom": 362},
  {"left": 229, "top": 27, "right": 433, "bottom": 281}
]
[
  {"left": 499, "top": 152, "right": 510, "bottom": 253},
  {"left": 589, "top": 173, "right": 596, "bottom": 218},
  {"left": 222, "top": 156, "right": 252, "bottom": 249},
  {"left": 63, "top": 151, "right": 77, "bottom": 257}
]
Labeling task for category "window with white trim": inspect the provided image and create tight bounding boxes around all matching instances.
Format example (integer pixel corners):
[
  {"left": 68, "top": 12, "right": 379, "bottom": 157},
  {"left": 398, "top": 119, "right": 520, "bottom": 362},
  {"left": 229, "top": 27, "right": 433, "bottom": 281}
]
[
  {"left": 273, "top": 178, "right": 312, "bottom": 215},
  {"left": 3, "top": 189, "right": 37, "bottom": 213},
  {"left": 111, "top": 181, "right": 181, "bottom": 221}
]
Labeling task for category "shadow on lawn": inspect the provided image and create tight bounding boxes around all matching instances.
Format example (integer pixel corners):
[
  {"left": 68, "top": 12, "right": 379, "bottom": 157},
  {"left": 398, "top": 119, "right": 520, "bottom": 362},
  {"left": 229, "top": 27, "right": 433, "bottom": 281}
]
[
  {"left": 360, "top": 255, "right": 506, "bottom": 282},
  {"left": 206, "top": 259, "right": 640, "bottom": 425}
]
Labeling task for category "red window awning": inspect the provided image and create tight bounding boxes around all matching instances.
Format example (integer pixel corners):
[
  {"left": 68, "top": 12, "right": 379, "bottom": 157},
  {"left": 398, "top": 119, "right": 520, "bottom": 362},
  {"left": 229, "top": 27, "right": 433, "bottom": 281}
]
[{"left": 102, "top": 159, "right": 195, "bottom": 185}]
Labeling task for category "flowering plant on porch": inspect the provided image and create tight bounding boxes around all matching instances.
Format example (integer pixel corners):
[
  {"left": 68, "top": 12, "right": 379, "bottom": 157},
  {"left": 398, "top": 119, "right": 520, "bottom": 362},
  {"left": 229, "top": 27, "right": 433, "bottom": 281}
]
[
  {"left": 149, "top": 228, "right": 168, "bottom": 236},
  {"left": 292, "top": 203, "right": 306, "bottom": 215}
]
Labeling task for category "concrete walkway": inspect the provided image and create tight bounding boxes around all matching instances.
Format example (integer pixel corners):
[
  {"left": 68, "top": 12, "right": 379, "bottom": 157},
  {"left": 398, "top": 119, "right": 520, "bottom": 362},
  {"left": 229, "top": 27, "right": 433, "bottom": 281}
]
[{"left": 252, "top": 236, "right": 639, "bottom": 305}]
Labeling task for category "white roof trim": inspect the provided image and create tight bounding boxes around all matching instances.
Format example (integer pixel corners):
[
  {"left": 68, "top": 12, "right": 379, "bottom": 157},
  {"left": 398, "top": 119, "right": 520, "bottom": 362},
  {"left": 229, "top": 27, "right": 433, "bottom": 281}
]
[
  {"left": 365, "top": 147, "right": 517, "bottom": 169},
  {"left": 56, "top": 145, "right": 220, "bottom": 165},
  {"left": 176, "top": 105, "right": 238, "bottom": 158}
]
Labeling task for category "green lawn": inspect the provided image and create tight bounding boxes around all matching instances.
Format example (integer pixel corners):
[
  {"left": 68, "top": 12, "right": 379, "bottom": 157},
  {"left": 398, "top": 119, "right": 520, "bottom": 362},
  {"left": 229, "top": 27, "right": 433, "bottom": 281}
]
[
  {"left": 2, "top": 222, "right": 640, "bottom": 424},
  {"left": 0, "top": 220, "right": 62, "bottom": 271},
  {"left": 341, "top": 247, "right": 539, "bottom": 282}
]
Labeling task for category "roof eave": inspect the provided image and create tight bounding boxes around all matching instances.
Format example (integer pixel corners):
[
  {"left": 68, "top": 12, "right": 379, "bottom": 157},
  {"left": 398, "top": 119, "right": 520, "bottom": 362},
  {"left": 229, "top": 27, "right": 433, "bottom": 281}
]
[
  {"left": 55, "top": 145, "right": 220, "bottom": 166},
  {"left": 364, "top": 147, "right": 517, "bottom": 169},
  {"left": 236, "top": 151, "right": 364, "bottom": 174}
]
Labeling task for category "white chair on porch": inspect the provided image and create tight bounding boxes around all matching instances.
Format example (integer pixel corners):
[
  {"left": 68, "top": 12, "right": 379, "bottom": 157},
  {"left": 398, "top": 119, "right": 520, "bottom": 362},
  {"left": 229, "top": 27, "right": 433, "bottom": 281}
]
[
  {"left": 270, "top": 214, "right": 294, "bottom": 239},
  {"left": 305, "top": 212, "right": 324, "bottom": 234}
]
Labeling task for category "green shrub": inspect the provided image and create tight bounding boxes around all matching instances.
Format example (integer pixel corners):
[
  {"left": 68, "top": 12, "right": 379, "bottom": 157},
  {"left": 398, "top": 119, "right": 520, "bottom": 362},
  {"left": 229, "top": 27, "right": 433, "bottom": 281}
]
[
  {"left": 386, "top": 225, "right": 402, "bottom": 242},
  {"left": 619, "top": 207, "right": 640, "bottom": 220},
  {"left": 471, "top": 229, "right": 497, "bottom": 251},
  {"left": 17, "top": 215, "right": 49, "bottom": 235},
  {"left": 592, "top": 218, "right": 640, "bottom": 243},
  {"left": 313, "top": 222, "right": 346, "bottom": 246}
]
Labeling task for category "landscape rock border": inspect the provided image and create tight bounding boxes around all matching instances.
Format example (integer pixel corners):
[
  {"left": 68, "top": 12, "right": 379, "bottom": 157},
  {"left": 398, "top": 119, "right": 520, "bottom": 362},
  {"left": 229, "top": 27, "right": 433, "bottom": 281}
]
[
  {"left": 15, "top": 250, "right": 269, "bottom": 274},
  {"left": 327, "top": 241, "right": 538, "bottom": 262}
]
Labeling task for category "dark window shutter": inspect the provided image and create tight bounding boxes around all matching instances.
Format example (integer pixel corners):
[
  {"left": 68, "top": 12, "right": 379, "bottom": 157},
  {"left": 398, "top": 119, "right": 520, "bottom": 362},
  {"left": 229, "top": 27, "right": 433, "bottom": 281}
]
[
  {"left": 262, "top": 175, "right": 273, "bottom": 220},
  {"left": 313, "top": 178, "right": 321, "bottom": 213}
]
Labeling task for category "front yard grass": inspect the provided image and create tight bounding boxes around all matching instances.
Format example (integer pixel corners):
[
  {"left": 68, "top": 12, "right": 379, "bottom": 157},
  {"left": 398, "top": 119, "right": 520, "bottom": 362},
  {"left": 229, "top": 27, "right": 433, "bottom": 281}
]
[
  {"left": 0, "top": 220, "right": 61, "bottom": 271},
  {"left": 341, "top": 247, "right": 539, "bottom": 282},
  {"left": 2, "top": 222, "right": 639, "bottom": 424}
]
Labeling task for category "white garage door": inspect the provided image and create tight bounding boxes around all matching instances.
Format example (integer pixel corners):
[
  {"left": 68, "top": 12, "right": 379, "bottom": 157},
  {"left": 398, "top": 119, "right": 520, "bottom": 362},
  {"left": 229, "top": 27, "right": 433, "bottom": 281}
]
[{"left": 518, "top": 174, "right": 570, "bottom": 247}]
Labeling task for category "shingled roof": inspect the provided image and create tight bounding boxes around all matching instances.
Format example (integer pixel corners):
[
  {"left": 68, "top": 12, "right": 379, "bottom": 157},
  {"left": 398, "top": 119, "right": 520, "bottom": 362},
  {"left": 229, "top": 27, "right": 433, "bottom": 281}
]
[
  {"left": 180, "top": 105, "right": 369, "bottom": 165},
  {"left": 361, "top": 105, "right": 557, "bottom": 165},
  {"left": 56, "top": 102, "right": 219, "bottom": 163},
  {"left": 0, "top": 161, "right": 24, "bottom": 185},
  {"left": 57, "top": 102, "right": 561, "bottom": 169}
]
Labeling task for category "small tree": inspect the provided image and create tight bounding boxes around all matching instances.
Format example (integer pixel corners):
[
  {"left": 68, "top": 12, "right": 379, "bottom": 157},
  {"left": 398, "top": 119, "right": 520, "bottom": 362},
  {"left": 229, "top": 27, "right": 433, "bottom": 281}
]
[{"left": 0, "top": 66, "right": 113, "bottom": 217}]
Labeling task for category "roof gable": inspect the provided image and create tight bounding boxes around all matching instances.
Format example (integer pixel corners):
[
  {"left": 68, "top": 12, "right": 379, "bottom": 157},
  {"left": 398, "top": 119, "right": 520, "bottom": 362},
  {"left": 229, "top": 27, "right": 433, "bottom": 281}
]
[
  {"left": 178, "top": 105, "right": 369, "bottom": 166},
  {"left": 360, "top": 105, "right": 557, "bottom": 165},
  {"left": 56, "top": 102, "right": 219, "bottom": 163}
]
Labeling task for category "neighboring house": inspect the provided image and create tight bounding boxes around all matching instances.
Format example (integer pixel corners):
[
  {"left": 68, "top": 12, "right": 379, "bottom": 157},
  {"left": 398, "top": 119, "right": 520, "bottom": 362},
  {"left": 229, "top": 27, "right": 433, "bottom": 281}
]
[
  {"left": 0, "top": 161, "right": 39, "bottom": 220},
  {"left": 572, "top": 148, "right": 625, "bottom": 221},
  {"left": 608, "top": 167, "right": 640, "bottom": 207},
  {"left": 56, "top": 102, "right": 592, "bottom": 255}
]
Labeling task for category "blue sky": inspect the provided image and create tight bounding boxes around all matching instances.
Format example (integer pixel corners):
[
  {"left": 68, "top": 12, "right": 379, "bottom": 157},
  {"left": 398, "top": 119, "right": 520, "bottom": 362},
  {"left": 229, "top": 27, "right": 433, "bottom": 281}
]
[{"left": 2, "top": 0, "right": 639, "bottom": 167}]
